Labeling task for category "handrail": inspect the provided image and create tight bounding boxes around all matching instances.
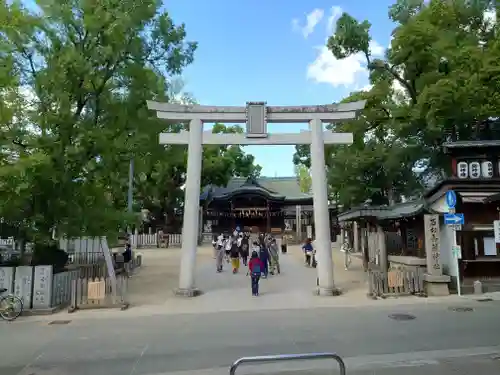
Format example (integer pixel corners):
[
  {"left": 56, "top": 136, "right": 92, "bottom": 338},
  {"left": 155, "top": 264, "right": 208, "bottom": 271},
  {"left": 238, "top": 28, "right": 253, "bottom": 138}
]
[{"left": 229, "top": 352, "right": 346, "bottom": 375}]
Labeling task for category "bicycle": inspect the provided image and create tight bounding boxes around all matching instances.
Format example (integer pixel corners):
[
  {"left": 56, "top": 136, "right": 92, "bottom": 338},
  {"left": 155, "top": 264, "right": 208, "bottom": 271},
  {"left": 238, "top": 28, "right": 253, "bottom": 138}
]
[{"left": 0, "top": 288, "right": 23, "bottom": 321}]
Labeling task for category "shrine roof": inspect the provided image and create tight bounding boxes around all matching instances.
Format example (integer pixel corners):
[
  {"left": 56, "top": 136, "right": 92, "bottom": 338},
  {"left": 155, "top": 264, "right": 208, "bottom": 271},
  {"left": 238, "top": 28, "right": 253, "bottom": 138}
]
[
  {"left": 200, "top": 176, "right": 312, "bottom": 203},
  {"left": 337, "top": 200, "right": 427, "bottom": 222}
]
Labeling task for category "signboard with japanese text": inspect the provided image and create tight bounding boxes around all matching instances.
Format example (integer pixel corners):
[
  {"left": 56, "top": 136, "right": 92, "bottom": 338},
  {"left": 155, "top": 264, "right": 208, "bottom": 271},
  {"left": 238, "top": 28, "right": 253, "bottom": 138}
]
[
  {"left": 424, "top": 215, "right": 442, "bottom": 275},
  {"left": 33, "top": 265, "right": 53, "bottom": 309}
]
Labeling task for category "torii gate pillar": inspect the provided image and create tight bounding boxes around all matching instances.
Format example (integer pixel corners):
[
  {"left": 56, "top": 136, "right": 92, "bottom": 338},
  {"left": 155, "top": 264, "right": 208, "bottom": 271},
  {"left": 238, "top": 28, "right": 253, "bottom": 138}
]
[{"left": 147, "top": 101, "right": 366, "bottom": 297}]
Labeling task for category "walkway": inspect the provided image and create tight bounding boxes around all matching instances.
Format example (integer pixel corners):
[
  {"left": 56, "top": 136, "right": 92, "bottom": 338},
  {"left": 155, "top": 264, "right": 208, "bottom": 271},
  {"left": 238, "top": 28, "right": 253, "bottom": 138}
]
[
  {"left": 126, "top": 243, "right": 369, "bottom": 308},
  {"left": 26, "top": 245, "right": 475, "bottom": 322}
]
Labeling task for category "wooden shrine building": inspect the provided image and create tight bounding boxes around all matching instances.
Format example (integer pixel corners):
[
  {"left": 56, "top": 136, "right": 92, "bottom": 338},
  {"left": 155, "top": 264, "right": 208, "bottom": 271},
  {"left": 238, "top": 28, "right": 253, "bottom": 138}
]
[
  {"left": 338, "top": 136, "right": 500, "bottom": 295},
  {"left": 200, "top": 176, "right": 338, "bottom": 239}
]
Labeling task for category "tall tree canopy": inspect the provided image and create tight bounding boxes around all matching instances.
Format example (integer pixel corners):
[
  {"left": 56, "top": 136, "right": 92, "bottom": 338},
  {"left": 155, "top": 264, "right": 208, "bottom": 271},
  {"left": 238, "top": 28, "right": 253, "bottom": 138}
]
[
  {"left": 295, "top": 0, "right": 500, "bottom": 209},
  {"left": 0, "top": 0, "right": 260, "bottom": 243}
]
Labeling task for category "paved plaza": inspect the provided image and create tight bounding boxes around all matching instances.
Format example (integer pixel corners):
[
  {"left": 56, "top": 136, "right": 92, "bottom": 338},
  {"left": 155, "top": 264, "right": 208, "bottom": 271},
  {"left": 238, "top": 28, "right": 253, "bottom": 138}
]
[{"left": 126, "top": 244, "right": 368, "bottom": 308}]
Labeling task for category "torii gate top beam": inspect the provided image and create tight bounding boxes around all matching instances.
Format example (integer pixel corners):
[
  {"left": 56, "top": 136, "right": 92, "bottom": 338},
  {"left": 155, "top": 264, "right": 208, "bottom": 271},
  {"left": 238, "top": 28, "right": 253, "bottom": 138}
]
[{"left": 146, "top": 101, "right": 366, "bottom": 123}]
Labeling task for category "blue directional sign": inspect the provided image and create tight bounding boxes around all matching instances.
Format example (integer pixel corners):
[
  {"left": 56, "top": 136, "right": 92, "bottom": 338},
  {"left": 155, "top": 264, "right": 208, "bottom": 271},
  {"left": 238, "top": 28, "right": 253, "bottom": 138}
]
[
  {"left": 445, "top": 190, "right": 457, "bottom": 209},
  {"left": 444, "top": 213, "right": 464, "bottom": 225}
]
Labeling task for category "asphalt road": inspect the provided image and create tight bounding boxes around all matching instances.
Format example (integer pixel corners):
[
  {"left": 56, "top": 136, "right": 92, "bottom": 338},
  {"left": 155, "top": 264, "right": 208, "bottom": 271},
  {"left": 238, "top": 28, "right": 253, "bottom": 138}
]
[{"left": 2, "top": 300, "right": 500, "bottom": 375}]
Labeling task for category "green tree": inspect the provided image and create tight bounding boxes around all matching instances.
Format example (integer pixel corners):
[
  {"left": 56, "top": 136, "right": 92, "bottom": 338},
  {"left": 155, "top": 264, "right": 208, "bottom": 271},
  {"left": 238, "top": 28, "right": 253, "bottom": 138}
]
[
  {"left": 293, "top": 164, "right": 312, "bottom": 193},
  {"left": 328, "top": 0, "right": 500, "bottom": 177},
  {"left": 135, "top": 122, "right": 261, "bottom": 228},
  {"left": 294, "top": 83, "right": 421, "bottom": 208},
  {"left": 0, "top": 0, "right": 261, "bottom": 241},
  {"left": 295, "top": 0, "right": 500, "bottom": 208}
]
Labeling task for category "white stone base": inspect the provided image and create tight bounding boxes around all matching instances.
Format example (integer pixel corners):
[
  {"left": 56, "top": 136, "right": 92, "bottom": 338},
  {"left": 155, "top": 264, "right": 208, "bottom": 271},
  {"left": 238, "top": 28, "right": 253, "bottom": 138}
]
[
  {"left": 174, "top": 288, "right": 203, "bottom": 297},
  {"left": 424, "top": 273, "right": 451, "bottom": 296},
  {"left": 314, "top": 286, "right": 342, "bottom": 296}
]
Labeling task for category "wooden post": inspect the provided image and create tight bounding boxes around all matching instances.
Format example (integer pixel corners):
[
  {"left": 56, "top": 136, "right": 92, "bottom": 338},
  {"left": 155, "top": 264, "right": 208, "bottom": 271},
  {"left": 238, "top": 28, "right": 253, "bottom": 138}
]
[
  {"left": 361, "top": 221, "right": 368, "bottom": 271},
  {"left": 377, "top": 224, "right": 388, "bottom": 272},
  {"left": 230, "top": 200, "right": 235, "bottom": 230},
  {"left": 353, "top": 221, "right": 359, "bottom": 252},
  {"left": 68, "top": 278, "right": 77, "bottom": 313},
  {"left": 266, "top": 201, "right": 271, "bottom": 233}
]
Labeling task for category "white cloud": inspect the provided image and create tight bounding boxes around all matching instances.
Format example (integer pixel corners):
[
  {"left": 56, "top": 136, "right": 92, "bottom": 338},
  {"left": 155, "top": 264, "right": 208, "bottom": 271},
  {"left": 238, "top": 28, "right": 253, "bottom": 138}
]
[
  {"left": 326, "top": 6, "right": 342, "bottom": 35},
  {"left": 370, "top": 41, "right": 385, "bottom": 56},
  {"left": 307, "top": 40, "right": 385, "bottom": 88},
  {"left": 298, "top": 5, "right": 385, "bottom": 89},
  {"left": 292, "top": 8, "right": 324, "bottom": 38}
]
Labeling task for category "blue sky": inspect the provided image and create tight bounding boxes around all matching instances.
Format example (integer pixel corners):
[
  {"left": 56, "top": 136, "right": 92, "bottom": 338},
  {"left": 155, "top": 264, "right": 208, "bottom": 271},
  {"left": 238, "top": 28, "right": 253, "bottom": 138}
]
[{"left": 166, "top": 0, "right": 397, "bottom": 176}]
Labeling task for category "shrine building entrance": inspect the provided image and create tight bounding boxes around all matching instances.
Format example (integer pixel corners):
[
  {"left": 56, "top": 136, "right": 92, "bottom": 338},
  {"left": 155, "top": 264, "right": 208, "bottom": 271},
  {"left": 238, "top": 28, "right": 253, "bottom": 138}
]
[{"left": 202, "top": 176, "right": 313, "bottom": 234}]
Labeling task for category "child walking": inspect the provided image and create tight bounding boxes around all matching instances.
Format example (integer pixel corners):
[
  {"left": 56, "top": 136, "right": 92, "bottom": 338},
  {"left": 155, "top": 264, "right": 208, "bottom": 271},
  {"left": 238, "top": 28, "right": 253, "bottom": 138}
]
[
  {"left": 248, "top": 251, "right": 263, "bottom": 296},
  {"left": 302, "top": 238, "right": 314, "bottom": 267}
]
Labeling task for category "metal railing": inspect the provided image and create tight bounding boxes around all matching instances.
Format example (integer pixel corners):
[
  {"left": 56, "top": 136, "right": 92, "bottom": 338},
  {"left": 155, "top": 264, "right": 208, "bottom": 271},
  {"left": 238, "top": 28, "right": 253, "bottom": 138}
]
[{"left": 229, "top": 352, "right": 346, "bottom": 375}]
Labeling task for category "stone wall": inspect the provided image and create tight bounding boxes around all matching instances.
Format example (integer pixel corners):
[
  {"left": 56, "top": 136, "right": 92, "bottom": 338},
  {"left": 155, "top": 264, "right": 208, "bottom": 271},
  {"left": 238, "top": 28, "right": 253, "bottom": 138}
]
[{"left": 0, "top": 265, "right": 78, "bottom": 312}]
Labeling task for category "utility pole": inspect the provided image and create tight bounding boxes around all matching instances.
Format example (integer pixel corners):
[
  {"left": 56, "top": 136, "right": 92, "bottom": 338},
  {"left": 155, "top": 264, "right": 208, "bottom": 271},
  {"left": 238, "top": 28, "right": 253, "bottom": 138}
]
[
  {"left": 127, "top": 158, "right": 134, "bottom": 213},
  {"left": 127, "top": 158, "right": 134, "bottom": 248}
]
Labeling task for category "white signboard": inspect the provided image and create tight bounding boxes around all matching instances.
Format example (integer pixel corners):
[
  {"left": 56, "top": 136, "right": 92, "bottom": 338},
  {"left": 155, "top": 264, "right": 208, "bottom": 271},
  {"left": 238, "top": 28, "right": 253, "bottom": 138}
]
[{"left": 494, "top": 220, "right": 500, "bottom": 243}]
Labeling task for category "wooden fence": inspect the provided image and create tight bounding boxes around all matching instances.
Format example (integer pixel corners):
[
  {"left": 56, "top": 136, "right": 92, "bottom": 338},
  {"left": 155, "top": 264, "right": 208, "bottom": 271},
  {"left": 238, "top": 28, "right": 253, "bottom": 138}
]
[
  {"left": 59, "top": 233, "right": 183, "bottom": 250},
  {"left": 67, "top": 253, "right": 138, "bottom": 311},
  {"left": 131, "top": 232, "right": 182, "bottom": 248},
  {"left": 368, "top": 268, "right": 425, "bottom": 297},
  {"left": 68, "top": 251, "right": 105, "bottom": 265},
  {"left": 69, "top": 272, "right": 129, "bottom": 311},
  {"left": 0, "top": 239, "right": 141, "bottom": 314}
]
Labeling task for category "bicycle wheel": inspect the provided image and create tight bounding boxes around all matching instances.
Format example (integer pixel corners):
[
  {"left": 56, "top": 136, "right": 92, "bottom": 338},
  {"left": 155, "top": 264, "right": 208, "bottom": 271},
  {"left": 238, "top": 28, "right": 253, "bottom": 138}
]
[{"left": 0, "top": 294, "right": 23, "bottom": 321}]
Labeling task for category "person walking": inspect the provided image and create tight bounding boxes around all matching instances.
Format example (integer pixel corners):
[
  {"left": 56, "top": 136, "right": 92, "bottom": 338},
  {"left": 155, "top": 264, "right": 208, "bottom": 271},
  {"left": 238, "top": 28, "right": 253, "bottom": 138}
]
[
  {"left": 211, "top": 234, "right": 218, "bottom": 259},
  {"left": 311, "top": 239, "right": 317, "bottom": 268},
  {"left": 230, "top": 236, "right": 240, "bottom": 273},
  {"left": 123, "top": 241, "right": 133, "bottom": 277},
  {"left": 240, "top": 233, "right": 249, "bottom": 266},
  {"left": 215, "top": 233, "right": 225, "bottom": 273},
  {"left": 224, "top": 235, "right": 232, "bottom": 263},
  {"left": 258, "top": 241, "right": 269, "bottom": 278},
  {"left": 281, "top": 234, "right": 288, "bottom": 254},
  {"left": 248, "top": 250, "right": 263, "bottom": 296},
  {"left": 302, "top": 238, "right": 314, "bottom": 267},
  {"left": 314, "top": 244, "right": 320, "bottom": 286},
  {"left": 268, "top": 237, "right": 281, "bottom": 275}
]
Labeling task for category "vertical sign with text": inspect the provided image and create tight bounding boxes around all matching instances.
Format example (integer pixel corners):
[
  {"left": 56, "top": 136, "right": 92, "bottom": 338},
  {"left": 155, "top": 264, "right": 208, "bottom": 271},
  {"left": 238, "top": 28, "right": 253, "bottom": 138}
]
[{"left": 424, "top": 214, "right": 442, "bottom": 275}]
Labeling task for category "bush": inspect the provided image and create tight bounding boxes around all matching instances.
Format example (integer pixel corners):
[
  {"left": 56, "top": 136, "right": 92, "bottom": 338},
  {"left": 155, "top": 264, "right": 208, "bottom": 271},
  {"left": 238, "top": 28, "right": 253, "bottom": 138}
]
[
  {"left": 0, "top": 257, "right": 22, "bottom": 267},
  {"left": 31, "top": 242, "right": 69, "bottom": 272}
]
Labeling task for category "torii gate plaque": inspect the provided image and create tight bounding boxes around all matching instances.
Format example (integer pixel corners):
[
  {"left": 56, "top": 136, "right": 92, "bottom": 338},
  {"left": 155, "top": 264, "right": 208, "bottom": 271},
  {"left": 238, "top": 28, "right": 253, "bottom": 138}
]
[{"left": 147, "top": 100, "right": 366, "bottom": 296}]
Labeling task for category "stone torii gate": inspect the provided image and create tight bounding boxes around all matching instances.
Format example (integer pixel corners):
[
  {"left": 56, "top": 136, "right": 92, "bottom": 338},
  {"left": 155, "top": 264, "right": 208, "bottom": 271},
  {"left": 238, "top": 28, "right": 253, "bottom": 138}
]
[{"left": 147, "top": 101, "right": 366, "bottom": 296}]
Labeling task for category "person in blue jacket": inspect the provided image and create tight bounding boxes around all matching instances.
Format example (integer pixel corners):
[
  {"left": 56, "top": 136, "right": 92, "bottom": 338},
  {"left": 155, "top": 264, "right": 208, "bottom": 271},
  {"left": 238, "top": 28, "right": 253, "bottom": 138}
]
[{"left": 302, "top": 238, "right": 314, "bottom": 267}]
